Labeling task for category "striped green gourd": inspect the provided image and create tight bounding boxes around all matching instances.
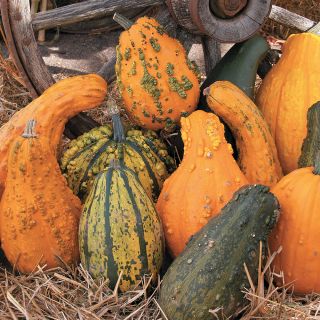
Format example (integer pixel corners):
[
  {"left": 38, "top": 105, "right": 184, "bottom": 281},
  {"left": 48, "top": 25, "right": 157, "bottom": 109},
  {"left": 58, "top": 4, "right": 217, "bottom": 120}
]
[
  {"left": 60, "top": 113, "right": 175, "bottom": 201},
  {"left": 79, "top": 160, "right": 164, "bottom": 292}
]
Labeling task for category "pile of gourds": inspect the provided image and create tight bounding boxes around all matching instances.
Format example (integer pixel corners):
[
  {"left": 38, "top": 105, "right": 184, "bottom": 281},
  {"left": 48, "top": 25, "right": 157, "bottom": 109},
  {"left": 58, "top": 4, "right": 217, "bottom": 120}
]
[{"left": 0, "top": 12, "right": 319, "bottom": 320}]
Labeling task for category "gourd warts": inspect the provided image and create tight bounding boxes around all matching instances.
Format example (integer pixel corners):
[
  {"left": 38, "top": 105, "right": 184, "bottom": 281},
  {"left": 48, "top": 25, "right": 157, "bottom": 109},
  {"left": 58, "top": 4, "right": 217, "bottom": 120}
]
[{"left": 150, "top": 37, "right": 161, "bottom": 52}]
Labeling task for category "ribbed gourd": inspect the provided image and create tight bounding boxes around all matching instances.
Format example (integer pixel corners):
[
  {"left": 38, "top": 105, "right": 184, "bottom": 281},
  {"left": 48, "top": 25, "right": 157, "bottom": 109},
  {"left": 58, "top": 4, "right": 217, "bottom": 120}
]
[
  {"left": 0, "top": 74, "right": 107, "bottom": 198},
  {"left": 61, "top": 113, "right": 175, "bottom": 201},
  {"left": 269, "top": 151, "right": 320, "bottom": 294},
  {"left": 156, "top": 110, "right": 248, "bottom": 257},
  {"left": 114, "top": 13, "right": 200, "bottom": 130},
  {"left": 79, "top": 160, "right": 164, "bottom": 292},
  {"left": 159, "top": 185, "right": 280, "bottom": 319},
  {"left": 206, "top": 81, "right": 283, "bottom": 186},
  {"left": 0, "top": 120, "right": 81, "bottom": 273},
  {"left": 256, "top": 33, "right": 320, "bottom": 174}
]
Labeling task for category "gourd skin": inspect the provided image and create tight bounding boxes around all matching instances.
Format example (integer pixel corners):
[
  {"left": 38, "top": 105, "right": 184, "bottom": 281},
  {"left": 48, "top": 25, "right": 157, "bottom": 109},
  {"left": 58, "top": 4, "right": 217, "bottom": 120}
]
[
  {"left": 0, "top": 123, "right": 81, "bottom": 273},
  {"left": 256, "top": 33, "right": 320, "bottom": 174},
  {"left": 0, "top": 74, "right": 107, "bottom": 198},
  {"left": 269, "top": 165, "right": 320, "bottom": 294},
  {"left": 61, "top": 121, "right": 175, "bottom": 201},
  {"left": 79, "top": 163, "right": 164, "bottom": 292},
  {"left": 206, "top": 81, "right": 283, "bottom": 186},
  {"left": 116, "top": 17, "right": 200, "bottom": 130},
  {"left": 159, "top": 185, "right": 279, "bottom": 319},
  {"left": 156, "top": 110, "right": 248, "bottom": 257}
]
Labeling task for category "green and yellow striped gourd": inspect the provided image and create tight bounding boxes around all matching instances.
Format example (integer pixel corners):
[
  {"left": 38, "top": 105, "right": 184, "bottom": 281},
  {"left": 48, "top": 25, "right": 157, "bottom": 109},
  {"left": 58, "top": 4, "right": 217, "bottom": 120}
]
[
  {"left": 79, "top": 160, "right": 164, "bottom": 292},
  {"left": 60, "top": 113, "right": 175, "bottom": 201}
]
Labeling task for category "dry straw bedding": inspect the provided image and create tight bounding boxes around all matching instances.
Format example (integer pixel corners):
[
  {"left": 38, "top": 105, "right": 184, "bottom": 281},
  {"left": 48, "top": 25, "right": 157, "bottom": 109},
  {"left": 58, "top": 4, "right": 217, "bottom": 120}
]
[{"left": 1, "top": 0, "right": 320, "bottom": 319}]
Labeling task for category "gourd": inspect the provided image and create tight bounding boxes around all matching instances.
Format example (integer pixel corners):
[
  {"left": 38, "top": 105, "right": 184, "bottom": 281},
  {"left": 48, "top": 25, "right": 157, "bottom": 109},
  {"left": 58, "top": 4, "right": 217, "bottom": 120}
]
[
  {"left": 79, "top": 160, "right": 164, "bottom": 292},
  {"left": 114, "top": 13, "right": 200, "bottom": 130},
  {"left": 206, "top": 81, "right": 283, "bottom": 186},
  {"left": 156, "top": 110, "right": 248, "bottom": 257},
  {"left": 298, "top": 101, "right": 320, "bottom": 168},
  {"left": 60, "top": 112, "right": 175, "bottom": 201},
  {"left": 256, "top": 33, "right": 320, "bottom": 174},
  {"left": 199, "top": 34, "right": 269, "bottom": 109},
  {"left": 0, "top": 120, "right": 81, "bottom": 273},
  {"left": 159, "top": 185, "right": 279, "bottom": 319},
  {"left": 0, "top": 74, "right": 107, "bottom": 198},
  {"left": 269, "top": 151, "right": 320, "bottom": 294}
]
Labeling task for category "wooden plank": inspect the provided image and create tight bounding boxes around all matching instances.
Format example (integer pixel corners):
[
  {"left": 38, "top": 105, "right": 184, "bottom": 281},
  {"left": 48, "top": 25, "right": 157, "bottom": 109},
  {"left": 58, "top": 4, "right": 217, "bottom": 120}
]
[
  {"left": 269, "top": 5, "right": 316, "bottom": 32},
  {"left": 9, "top": 0, "right": 55, "bottom": 94},
  {"left": 32, "top": 0, "right": 164, "bottom": 31}
]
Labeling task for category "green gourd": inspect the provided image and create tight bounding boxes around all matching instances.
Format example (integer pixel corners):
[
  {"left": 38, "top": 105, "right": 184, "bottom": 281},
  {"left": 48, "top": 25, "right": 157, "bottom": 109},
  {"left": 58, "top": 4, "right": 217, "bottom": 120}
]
[
  {"left": 159, "top": 185, "right": 279, "bottom": 319},
  {"left": 79, "top": 160, "right": 164, "bottom": 292},
  {"left": 199, "top": 34, "right": 269, "bottom": 109},
  {"left": 298, "top": 101, "right": 320, "bottom": 168},
  {"left": 60, "top": 113, "right": 175, "bottom": 201}
]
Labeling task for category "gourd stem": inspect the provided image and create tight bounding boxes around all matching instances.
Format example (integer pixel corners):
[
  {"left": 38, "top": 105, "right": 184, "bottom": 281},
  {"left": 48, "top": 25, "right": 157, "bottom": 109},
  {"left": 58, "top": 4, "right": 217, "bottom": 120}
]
[
  {"left": 113, "top": 12, "right": 133, "bottom": 30},
  {"left": 313, "top": 151, "right": 320, "bottom": 175},
  {"left": 22, "top": 119, "right": 37, "bottom": 138},
  {"left": 112, "top": 114, "right": 126, "bottom": 142},
  {"left": 109, "top": 158, "right": 121, "bottom": 169}
]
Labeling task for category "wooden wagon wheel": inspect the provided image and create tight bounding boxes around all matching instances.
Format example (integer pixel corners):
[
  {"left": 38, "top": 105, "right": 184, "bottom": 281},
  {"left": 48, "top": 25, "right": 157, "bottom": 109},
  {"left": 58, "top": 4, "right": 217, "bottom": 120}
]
[{"left": 0, "top": 0, "right": 271, "bottom": 138}]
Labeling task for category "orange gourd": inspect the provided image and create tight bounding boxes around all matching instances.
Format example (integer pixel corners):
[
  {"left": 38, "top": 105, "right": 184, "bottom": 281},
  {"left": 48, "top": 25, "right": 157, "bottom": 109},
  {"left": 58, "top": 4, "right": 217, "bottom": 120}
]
[
  {"left": 256, "top": 33, "right": 320, "bottom": 174},
  {"left": 206, "top": 81, "right": 283, "bottom": 186},
  {"left": 0, "top": 74, "right": 107, "bottom": 198},
  {"left": 0, "top": 120, "right": 82, "bottom": 272},
  {"left": 269, "top": 153, "right": 320, "bottom": 293},
  {"left": 115, "top": 15, "right": 200, "bottom": 130},
  {"left": 156, "top": 110, "right": 248, "bottom": 257}
]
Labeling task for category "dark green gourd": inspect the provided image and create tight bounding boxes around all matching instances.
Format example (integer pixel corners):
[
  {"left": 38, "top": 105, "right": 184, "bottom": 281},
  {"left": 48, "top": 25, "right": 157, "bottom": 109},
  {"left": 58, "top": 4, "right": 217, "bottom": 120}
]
[
  {"left": 159, "top": 185, "right": 279, "bottom": 320},
  {"left": 199, "top": 35, "right": 269, "bottom": 109},
  {"left": 298, "top": 101, "right": 320, "bottom": 168}
]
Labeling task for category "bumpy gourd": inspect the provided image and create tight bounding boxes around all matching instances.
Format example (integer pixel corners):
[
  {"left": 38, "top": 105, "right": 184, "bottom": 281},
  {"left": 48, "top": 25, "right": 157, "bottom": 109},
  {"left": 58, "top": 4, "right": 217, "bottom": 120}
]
[
  {"left": 159, "top": 185, "right": 279, "bottom": 319},
  {"left": 60, "top": 113, "right": 175, "bottom": 201},
  {"left": 206, "top": 81, "right": 283, "bottom": 186},
  {"left": 79, "top": 161, "right": 164, "bottom": 292},
  {"left": 269, "top": 152, "right": 320, "bottom": 294},
  {"left": 0, "top": 74, "right": 107, "bottom": 198},
  {"left": 256, "top": 33, "right": 320, "bottom": 174},
  {"left": 115, "top": 14, "right": 200, "bottom": 130},
  {"left": 0, "top": 120, "right": 81, "bottom": 273},
  {"left": 156, "top": 110, "right": 248, "bottom": 257}
]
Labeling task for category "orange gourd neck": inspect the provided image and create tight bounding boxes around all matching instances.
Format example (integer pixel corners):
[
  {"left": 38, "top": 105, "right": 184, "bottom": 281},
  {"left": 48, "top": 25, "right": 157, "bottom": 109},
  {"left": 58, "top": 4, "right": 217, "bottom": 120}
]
[{"left": 181, "top": 111, "right": 233, "bottom": 160}]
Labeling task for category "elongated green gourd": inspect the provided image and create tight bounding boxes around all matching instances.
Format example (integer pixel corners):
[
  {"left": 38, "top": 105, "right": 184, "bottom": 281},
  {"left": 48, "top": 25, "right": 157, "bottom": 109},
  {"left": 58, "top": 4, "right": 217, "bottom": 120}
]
[
  {"left": 159, "top": 185, "right": 279, "bottom": 319},
  {"left": 60, "top": 113, "right": 175, "bottom": 201},
  {"left": 199, "top": 34, "right": 269, "bottom": 109},
  {"left": 79, "top": 161, "right": 164, "bottom": 292}
]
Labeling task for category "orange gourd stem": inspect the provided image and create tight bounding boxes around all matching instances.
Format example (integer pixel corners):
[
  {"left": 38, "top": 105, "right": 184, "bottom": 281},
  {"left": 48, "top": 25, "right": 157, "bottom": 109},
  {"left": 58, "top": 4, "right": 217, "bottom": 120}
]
[
  {"left": 156, "top": 110, "right": 248, "bottom": 257},
  {"left": 0, "top": 74, "right": 107, "bottom": 197},
  {"left": 0, "top": 120, "right": 81, "bottom": 273},
  {"left": 206, "top": 81, "right": 283, "bottom": 186}
]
